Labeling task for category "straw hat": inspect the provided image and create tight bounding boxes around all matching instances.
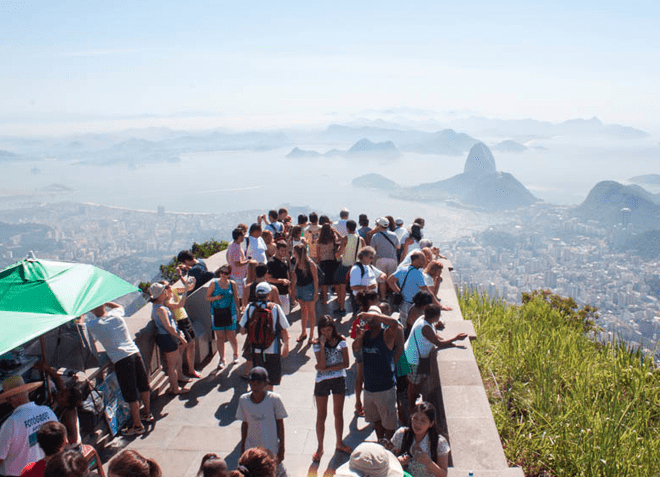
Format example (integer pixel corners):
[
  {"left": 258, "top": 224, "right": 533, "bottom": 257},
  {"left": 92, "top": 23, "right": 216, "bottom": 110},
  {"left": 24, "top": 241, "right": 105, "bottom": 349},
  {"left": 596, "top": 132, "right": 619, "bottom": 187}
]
[{"left": 0, "top": 376, "right": 42, "bottom": 403}]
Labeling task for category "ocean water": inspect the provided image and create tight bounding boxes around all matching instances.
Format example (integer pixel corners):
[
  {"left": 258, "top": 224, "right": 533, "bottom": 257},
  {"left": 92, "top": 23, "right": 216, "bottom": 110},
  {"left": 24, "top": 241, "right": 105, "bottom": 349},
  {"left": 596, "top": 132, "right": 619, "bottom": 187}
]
[{"left": 0, "top": 149, "right": 506, "bottom": 243}]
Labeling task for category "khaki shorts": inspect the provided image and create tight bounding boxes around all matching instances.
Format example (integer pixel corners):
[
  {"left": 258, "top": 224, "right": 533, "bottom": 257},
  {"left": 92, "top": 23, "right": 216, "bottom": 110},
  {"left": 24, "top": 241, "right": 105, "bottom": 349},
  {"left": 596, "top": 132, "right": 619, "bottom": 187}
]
[
  {"left": 375, "top": 257, "right": 398, "bottom": 277},
  {"left": 363, "top": 387, "right": 397, "bottom": 431}
]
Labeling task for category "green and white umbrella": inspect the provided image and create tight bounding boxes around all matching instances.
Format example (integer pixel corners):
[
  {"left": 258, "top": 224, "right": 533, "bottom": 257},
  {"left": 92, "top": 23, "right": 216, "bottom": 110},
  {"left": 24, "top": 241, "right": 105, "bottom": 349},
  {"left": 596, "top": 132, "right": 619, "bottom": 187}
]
[{"left": 0, "top": 258, "right": 138, "bottom": 355}]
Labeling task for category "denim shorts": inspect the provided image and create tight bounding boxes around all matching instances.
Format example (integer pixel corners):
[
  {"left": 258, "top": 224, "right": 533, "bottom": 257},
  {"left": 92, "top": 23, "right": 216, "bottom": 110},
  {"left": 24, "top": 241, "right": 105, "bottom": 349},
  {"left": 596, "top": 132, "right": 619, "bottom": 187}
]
[
  {"left": 296, "top": 283, "right": 315, "bottom": 302},
  {"left": 156, "top": 333, "right": 178, "bottom": 353}
]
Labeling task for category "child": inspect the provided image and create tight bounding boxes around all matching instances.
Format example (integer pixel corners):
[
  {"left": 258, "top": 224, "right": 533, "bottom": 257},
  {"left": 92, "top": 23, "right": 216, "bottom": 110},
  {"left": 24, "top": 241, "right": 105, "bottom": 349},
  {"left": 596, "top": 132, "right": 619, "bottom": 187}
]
[
  {"left": 235, "top": 367, "right": 288, "bottom": 476},
  {"left": 312, "top": 316, "right": 351, "bottom": 462},
  {"left": 390, "top": 402, "right": 450, "bottom": 477}
]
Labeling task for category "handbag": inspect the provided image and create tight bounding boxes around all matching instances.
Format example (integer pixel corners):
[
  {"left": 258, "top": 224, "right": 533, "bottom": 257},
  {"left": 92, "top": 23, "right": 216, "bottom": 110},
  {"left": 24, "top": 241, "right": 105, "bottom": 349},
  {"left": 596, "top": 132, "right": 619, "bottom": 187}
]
[
  {"left": 413, "top": 327, "right": 431, "bottom": 374},
  {"left": 213, "top": 307, "right": 233, "bottom": 328},
  {"left": 392, "top": 268, "right": 413, "bottom": 306}
]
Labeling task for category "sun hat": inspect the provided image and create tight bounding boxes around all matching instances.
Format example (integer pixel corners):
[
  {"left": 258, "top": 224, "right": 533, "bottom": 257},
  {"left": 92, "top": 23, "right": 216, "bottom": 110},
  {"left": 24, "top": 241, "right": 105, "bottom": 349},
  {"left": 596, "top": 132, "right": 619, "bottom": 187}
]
[
  {"left": 336, "top": 443, "right": 403, "bottom": 477},
  {"left": 0, "top": 376, "right": 42, "bottom": 403}
]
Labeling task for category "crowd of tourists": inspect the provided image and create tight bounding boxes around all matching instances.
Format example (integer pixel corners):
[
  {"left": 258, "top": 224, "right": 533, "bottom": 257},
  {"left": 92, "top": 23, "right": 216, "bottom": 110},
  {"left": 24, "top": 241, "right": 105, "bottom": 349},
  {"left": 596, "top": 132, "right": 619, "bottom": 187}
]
[{"left": 0, "top": 207, "right": 467, "bottom": 477}]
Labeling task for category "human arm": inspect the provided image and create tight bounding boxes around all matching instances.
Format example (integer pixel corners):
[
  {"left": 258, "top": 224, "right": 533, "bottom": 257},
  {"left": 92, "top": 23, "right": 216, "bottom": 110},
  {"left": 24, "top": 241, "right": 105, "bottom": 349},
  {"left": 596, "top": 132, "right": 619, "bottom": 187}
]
[
  {"left": 231, "top": 281, "right": 242, "bottom": 316},
  {"left": 157, "top": 307, "right": 185, "bottom": 344},
  {"left": 205, "top": 280, "right": 216, "bottom": 302},
  {"left": 412, "top": 443, "right": 448, "bottom": 477},
  {"left": 280, "top": 327, "right": 290, "bottom": 358},
  {"left": 392, "top": 324, "right": 404, "bottom": 364},
  {"left": 387, "top": 273, "right": 402, "bottom": 293},
  {"left": 421, "top": 325, "right": 467, "bottom": 348},
  {"left": 240, "top": 421, "right": 248, "bottom": 454},
  {"left": 276, "top": 418, "right": 285, "bottom": 463},
  {"left": 352, "top": 322, "right": 365, "bottom": 353},
  {"left": 335, "top": 236, "right": 348, "bottom": 259},
  {"left": 357, "top": 310, "right": 400, "bottom": 329}
]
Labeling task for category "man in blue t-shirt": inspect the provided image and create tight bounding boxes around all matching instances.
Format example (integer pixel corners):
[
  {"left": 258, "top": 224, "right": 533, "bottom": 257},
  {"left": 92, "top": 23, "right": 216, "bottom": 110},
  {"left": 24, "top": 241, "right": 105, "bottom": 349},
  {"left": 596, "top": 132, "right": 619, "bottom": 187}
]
[{"left": 387, "top": 251, "right": 431, "bottom": 324}]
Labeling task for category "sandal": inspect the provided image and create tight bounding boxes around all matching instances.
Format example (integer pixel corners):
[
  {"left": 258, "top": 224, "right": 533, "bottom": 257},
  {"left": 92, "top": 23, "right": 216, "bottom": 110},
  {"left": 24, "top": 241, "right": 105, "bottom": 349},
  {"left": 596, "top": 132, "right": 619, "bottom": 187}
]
[
  {"left": 312, "top": 451, "right": 323, "bottom": 463},
  {"left": 355, "top": 404, "right": 365, "bottom": 417},
  {"left": 296, "top": 335, "right": 307, "bottom": 342},
  {"left": 336, "top": 443, "right": 352, "bottom": 454}
]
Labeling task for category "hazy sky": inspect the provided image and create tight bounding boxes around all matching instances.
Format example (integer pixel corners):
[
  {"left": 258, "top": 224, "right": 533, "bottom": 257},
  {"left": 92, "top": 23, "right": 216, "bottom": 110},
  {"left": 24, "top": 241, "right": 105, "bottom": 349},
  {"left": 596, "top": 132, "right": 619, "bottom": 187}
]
[{"left": 1, "top": 0, "right": 659, "bottom": 132}]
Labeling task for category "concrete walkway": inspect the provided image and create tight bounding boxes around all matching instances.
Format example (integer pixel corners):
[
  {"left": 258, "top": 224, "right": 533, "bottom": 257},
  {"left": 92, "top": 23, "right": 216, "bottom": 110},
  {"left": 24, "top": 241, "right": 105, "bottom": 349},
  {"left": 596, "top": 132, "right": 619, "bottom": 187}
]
[{"left": 102, "top": 299, "right": 377, "bottom": 477}]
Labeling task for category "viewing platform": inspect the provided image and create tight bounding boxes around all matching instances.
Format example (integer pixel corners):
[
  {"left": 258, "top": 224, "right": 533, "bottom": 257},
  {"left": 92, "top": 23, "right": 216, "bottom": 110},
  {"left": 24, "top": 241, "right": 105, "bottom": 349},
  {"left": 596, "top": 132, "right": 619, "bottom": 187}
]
[{"left": 100, "top": 250, "right": 523, "bottom": 477}]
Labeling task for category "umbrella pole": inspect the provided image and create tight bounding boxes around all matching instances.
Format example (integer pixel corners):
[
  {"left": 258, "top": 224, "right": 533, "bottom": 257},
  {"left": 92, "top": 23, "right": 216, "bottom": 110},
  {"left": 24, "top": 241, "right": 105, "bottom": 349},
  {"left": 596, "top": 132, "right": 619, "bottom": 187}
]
[{"left": 39, "top": 335, "right": 51, "bottom": 405}]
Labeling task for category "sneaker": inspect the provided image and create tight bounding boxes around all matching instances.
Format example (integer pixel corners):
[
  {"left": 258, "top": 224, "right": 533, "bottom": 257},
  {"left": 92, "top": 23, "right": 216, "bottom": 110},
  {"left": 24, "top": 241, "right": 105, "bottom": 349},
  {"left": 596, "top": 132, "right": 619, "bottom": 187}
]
[{"left": 122, "top": 425, "right": 146, "bottom": 436}]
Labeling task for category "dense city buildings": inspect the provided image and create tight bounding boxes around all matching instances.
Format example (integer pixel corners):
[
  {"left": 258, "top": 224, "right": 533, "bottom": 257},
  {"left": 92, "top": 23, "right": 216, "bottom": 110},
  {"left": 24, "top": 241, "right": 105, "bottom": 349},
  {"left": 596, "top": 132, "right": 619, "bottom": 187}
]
[{"left": 446, "top": 204, "right": 660, "bottom": 355}]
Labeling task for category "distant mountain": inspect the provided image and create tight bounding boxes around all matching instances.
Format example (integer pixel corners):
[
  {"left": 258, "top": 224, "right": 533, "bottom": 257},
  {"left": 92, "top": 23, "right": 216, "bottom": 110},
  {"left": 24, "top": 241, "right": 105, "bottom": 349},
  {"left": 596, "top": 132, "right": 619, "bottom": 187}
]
[
  {"left": 629, "top": 174, "right": 660, "bottom": 186},
  {"left": 402, "top": 129, "right": 477, "bottom": 156},
  {"left": 393, "top": 143, "right": 537, "bottom": 210},
  {"left": 352, "top": 173, "right": 398, "bottom": 190},
  {"left": 464, "top": 142, "right": 497, "bottom": 177},
  {"left": 0, "top": 150, "right": 24, "bottom": 161},
  {"left": 346, "top": 138, "right": 400, "bottom": 157},
  {"left": 625, "top": 230, "right": 660, "bottom": 259},
  {"left": 319, "top": 125, "right": 477, "bottom": 156},
  {"left": 448, "top": 116, "right": 648, "bottom": 140},
  {"left": 492, "top": 140, "right": 528, "bottom": 153},
  {"left": 286, "top": 147, "right": 321, "bottom": 158},
  {"left": 573, "top": 181, "right": 660, "bottom": 231}
]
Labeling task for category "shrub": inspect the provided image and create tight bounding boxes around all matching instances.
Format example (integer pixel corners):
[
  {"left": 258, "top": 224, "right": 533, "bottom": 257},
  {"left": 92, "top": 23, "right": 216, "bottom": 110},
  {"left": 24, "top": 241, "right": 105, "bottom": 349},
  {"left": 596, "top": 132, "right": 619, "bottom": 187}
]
[{"left": 461, "top": 288, "right": 660, "bottom": 476}]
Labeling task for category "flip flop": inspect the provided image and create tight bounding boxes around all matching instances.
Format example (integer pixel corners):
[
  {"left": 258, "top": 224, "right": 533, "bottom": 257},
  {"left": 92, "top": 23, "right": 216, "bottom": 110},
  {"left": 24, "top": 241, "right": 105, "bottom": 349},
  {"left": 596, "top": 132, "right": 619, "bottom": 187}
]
[
  {"left": 312, "top": 451, "right": 323, "bottom": 463},
  {"left": 354, "top": 405, "right": 365, "bottom": 417},
  {"left": 296, "top": 335, "right": 307, "bottom": 342}
]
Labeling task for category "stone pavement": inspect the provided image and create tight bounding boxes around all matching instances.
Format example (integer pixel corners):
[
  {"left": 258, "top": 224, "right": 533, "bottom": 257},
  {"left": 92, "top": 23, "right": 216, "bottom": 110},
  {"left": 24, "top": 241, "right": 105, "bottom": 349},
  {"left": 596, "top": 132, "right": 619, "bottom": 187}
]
[{"left": 101, "top": 299, "right": 378, "bottom": 477}]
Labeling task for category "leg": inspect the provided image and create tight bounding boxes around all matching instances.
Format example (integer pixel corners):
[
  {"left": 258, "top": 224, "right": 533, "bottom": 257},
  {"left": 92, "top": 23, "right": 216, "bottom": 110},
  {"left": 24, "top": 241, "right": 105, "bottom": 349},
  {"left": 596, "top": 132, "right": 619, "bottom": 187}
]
[
  {"left": 164, "top": 351, "right": 181, "bottom": 394},
  {"left": 332, "top": 392, "right": 348, "bottom": 451},
  {"left": 128, "top": 400, "right": 142, "bottom": 428},
  {"left": 227, "top": 330, "right": 239, "bottom": 361},
  {"left": 215, "top": 330, "right": 226, "bottom": 367},
  {"left": 373, "top": 420, "right": 385, "bottom": 440},
  {"left": 355, "top": 363, "right": 364, "bottom": 413},
  {"left": 321, "top": 285, "right": 328, "bottom": 304},
  {"left": 140, "top": 390, "right": 151, "bottom": 415},
  {"left": 299, "top": 304, "right": 308, "bottom": 340},
  {"left": 407, "top": 380, "right": 421, "bottom": 417},
  {"left": 336, "top": 285, "right": 346, "bottom": 311},
  {"left": 177, "top": 343, "right": 186, "bottom": 378},
  {"left": 315, "top": 395, "right": 329, "bottom": 457},
  {"left": 304, "top": 301, "right": 316, "bottom": 341},
  {"left": 186, "top": 341, "right": 200, "bottom": 377}
]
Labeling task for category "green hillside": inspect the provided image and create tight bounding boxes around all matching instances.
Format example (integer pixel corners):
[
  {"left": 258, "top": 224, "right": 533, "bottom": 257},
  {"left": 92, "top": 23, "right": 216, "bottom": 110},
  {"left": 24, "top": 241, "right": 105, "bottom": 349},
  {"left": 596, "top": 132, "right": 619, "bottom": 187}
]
[{"left": 460, "top": 290, "right": 660, "bottom": 476}]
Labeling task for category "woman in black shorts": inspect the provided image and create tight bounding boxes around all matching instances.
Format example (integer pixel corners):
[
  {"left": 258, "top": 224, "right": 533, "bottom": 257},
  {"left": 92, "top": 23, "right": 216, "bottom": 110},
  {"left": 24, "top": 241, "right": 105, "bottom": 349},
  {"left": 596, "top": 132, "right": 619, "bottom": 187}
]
[{"left": 312, "top": 315, "right": 351, "bottom": 462}]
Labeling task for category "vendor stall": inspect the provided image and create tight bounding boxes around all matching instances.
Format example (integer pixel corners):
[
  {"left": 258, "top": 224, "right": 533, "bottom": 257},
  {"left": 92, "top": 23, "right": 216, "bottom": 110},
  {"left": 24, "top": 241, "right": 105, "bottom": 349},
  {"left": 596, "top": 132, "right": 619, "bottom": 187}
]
[{"left": 0, "top": 258, "right": 139, "bottom": 441}]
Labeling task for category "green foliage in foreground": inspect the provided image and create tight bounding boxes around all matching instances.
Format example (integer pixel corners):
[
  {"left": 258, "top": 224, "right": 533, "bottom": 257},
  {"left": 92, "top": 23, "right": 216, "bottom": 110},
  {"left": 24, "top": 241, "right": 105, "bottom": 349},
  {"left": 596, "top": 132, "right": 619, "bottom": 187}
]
[
  {"left": 137, "top": 239, "right": 228, "bottom": 294},
  {"left": 460, "top": 289, "right": 660, "bottom": 476}
]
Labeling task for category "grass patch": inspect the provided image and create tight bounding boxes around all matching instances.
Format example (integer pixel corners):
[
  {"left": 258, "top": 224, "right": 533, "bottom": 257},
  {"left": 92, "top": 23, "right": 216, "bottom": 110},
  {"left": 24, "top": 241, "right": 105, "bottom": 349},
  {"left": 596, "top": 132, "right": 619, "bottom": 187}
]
[{"left": 460, "top": 289, "right": 660, "bottom": 476}]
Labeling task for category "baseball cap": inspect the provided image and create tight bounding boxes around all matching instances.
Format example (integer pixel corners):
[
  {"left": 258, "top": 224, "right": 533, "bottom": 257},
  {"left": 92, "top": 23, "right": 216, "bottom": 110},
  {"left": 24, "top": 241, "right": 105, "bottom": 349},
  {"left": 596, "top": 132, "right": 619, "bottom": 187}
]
[{"left": 255, "top": 282, "right": 272, "bottom": 297}]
